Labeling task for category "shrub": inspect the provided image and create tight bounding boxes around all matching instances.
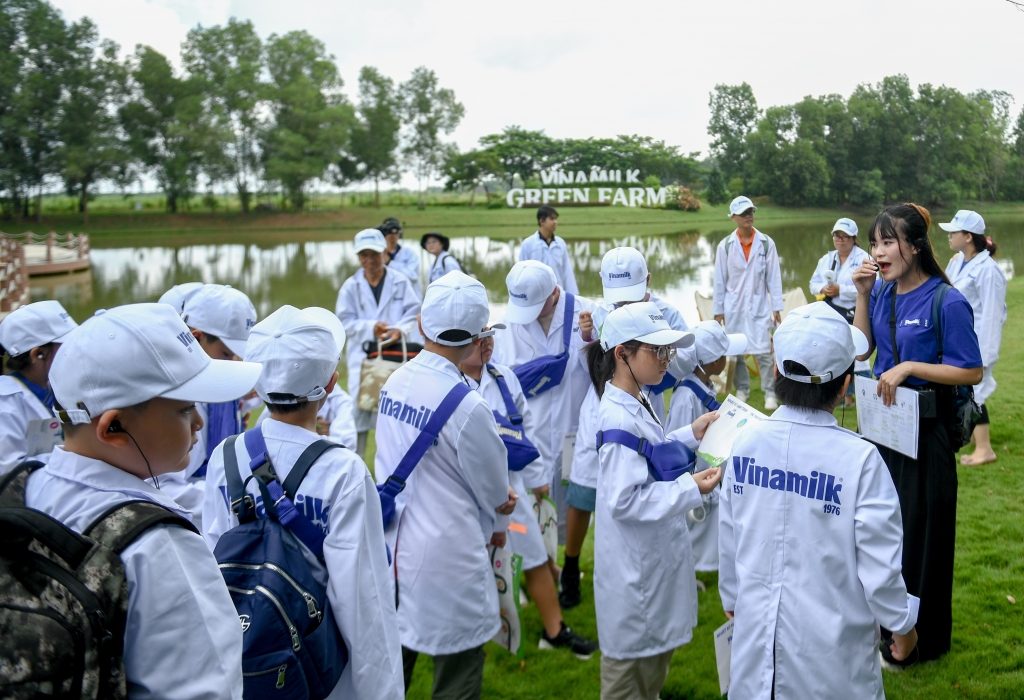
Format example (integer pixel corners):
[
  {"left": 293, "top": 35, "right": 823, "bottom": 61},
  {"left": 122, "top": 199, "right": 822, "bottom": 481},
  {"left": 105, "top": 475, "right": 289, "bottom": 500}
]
[{"left": 666, "top": 185, "right": 702, "bottom": 211}]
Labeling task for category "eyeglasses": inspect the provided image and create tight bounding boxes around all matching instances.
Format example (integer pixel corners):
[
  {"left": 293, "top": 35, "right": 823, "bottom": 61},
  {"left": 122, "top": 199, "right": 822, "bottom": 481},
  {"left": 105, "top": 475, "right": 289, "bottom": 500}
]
[
  {"left": 832, "top": 233, "right": 853, "bottom": 240},
  {"left": 638, "top": 345, "right": 676, "bottom": 361}
]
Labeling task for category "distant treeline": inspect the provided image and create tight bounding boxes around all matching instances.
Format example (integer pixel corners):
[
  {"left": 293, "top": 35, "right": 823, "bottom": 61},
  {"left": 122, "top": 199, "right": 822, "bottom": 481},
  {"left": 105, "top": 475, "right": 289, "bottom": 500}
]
[{"left": 2, "top": 0, "right": 1022, "bottom": 221}]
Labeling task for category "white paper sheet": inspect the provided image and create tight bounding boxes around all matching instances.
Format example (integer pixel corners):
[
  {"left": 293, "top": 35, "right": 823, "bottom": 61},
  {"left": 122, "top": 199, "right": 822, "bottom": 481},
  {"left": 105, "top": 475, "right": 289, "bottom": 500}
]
[
  {"left": 26, "top": 417, "right": 63, "bottom": 457},
  {"left": 561, "top": 431, "right": 576, "bottom": 483},
  {"left": 854, "top": 376, "right": 919, "bottom": 460},
  {"left": 696, "top": 395, "right": 768, "bottom": 467},
  {"left": 714, "top": 618, "right": 734, "bottom": 695}
]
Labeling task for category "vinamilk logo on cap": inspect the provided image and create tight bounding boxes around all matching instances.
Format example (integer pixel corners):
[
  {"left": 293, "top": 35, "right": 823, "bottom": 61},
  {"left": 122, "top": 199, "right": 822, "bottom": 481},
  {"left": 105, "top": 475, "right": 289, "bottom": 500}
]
[
  {"left": 599, "top": 301, "right": 694, "bottom": 351},
  {"left": 601, "top": 247, "right": 649, "bottom": 304},
  {"left": 504, "top": 261, "right": 557, "bottom": 325},
  {"left": 938, "top": 210, "right": 985, "bottom": 236},
  {"left": 832, "top": 218, "right": 858, "bottom": 238},
  {"left": 729, "top": 195, "right": 757, "bottom": 217},
  {"left": 354, "top": 228, "right": 387, "bottom": 253}
]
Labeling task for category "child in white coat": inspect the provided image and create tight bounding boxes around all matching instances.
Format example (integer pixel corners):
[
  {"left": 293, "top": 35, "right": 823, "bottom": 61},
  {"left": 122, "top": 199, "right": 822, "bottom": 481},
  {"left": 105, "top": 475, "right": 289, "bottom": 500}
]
[{"left": 588, "top": 303, "right": 722, "bottom": 700}]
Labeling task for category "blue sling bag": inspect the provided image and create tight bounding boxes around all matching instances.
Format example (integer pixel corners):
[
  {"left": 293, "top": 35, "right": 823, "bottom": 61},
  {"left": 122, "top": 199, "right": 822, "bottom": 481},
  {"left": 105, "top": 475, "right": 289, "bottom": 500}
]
[
  {"left": 647, "top": 372, "right": 677, "bottom": 396},
  {"left": 377, "top": 383, "right": 472, "bottom": 529},
  {"left": 596, "top": 429, "right": 697, "bottom": 482},
  {"left": 676, "top": 378, "right": 722, "bottom": 411},
  {"left": 513, "top": 292, "right": 575, "bottom": 398},
  {"left": 215, "top": 427, "right": 347, "bottom": 700},
  {"left": 486, "top": 364, "right": 541, "bottom": 472}
]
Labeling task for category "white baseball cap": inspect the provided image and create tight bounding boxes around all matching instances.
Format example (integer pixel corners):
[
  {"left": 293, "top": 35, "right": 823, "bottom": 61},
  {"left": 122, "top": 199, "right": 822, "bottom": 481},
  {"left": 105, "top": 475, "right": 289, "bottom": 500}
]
[
  {"left": 300, "top": 307, "right": 347, "bottom": 360},
  {"left": 354, "top": 228, "right": 387, "bottom": 253},
  {"left": 938, "top": 210, "right": 985, "bottom": 236},
  {"left": 182, "top": 285, "right": 257, "bottom": 359},
  {"left": 504, "top": 260, "right": 557, "bottom": 324},
  {"left": 691, "top": 320, "right": 747, "bottom": 365},
  {"left": 158, "top": 282, "right": 204, "bottom": 313},
  {"left": 832, "top": 218, "right": 858, "bottom": 238},
  {"left": 0, "top": 300, "right": 78, "bottom": 357},
  {"left": 50, "top": 303, "right": 262, "bottom": 424},
  {"left": 599, "top": 301, "right": 695, "bottom": 351},
  {"left": 421, "top": 271, "right": 492, "bottom": 346},
  {"left": 601, "top": 247, "right": 649, "bottom": 304},
  {"left": 246, "top": 306, "right": 339, "bottom": 405},
  {"left": 729, "top": 195, "right": 756, "bottom": 217},
  {"left": 773, "top": 302, "right": 869, "bottom": 384}
]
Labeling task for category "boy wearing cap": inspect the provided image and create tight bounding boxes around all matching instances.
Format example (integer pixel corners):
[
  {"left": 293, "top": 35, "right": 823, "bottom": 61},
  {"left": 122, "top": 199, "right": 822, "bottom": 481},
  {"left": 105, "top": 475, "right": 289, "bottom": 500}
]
[
  {"left": 519, "top": 205, "right": 579, "bottom": 294},
  {"left": 158, "top": 281, "right": 205, "bottom": 313},
  {"left": 379, "top": 217, "right": 422, "bottom": 289},
  {"left": 337, "top": 228, "right": 422, "bottom": 457},
  {"left": 374, "top": 271, "right": 513, "bottom": 699},
  {"left": 158, "top": 284, "right": 258, "bottom": 529},
  {"left": 203, "top": 305, "right": 404, "bottom": 700},
  {"left": 25, "top": 303, "right": 262, "bottom": 699},
  {"left": 493, "top": 260, "right": 596, "bottom": 580},
  {"left": 665, "top": 320, "right": 746, "bottom": 573},
  {"left": 0, "top": 300, "right": 78, "bottom": 473},
  {"left": 559, "top": 247, "right": 696, "bottom": 608},
  {"left": 422, "top": 231, "right": 463, "bottom": 284},
  {"left": 713, "top": 195, "right": 783, "bottom": 410},
  {"left": 719, "top": 301, "right": 919, "bottom": 699}
]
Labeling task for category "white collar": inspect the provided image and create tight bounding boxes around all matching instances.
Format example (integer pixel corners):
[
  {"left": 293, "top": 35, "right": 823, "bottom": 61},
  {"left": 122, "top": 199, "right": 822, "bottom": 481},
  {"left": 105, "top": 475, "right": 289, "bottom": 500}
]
[
  {"left": 412, "top": 349, "right": 465, "bottom": 381},
  {"left": 768, "top": 404, "right": 859, "bottom": 437}
]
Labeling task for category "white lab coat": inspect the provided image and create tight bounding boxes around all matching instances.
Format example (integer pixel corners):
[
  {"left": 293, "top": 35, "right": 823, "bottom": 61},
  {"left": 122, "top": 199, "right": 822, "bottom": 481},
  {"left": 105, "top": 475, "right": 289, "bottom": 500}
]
[
  {"left": 335, "top": 268, "right": 422, "bottom": 432},
  {"left": 255, "top": 386, "right": 358, "bottom": 451},
  {"left": 945, "top": 250, "right": 1006, "bottom": 404},
  {"left": 809, "top": 247, "right": 871, "bottom": 311},
  {"left": 665, "top": 373, "right": 719, "bottom": 571},
  {"left": 427, "top": 250, "right": 463, "bottom": 285},
  {"left": 0, "top": 375, "right": 58, "bottom": 474},
  {"left": 158, "top": 402, "right": 210, "bottom": 530},
  {"left": 385, "top": 244, "right": 421, "bottom": 292},
  {"left": 25, "top": 447, "right": 243, "bottom": 700},
  {"left": 568, "top": 387, "right": 601, "bottom": 490},
  {"left": 203, "top": 418, "right": 404, "bottom": 700},
  {"left": 466, "top": 363, "right": 551, "bottom": 569},
  {"left": 712, "top": 230, "right": 784, "bottom": 355},
  {"left": 492, "top": 288, "right": 596, "bottom": 485},
  {"left": 373, "top": 351, "right": 510, "bottom": 655},
  {"left": 594, "top": 382, "right": 702, "bottom": 659},
  {"left": 519, "top": 232, "right": 579, "bottom": 294},
  {"left": 719, "top": 406, "right": 919, "bottom": 700}
]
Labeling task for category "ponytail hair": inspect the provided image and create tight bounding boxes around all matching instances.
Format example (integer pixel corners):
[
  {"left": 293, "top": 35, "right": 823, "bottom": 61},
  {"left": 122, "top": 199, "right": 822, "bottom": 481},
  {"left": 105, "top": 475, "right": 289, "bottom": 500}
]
[
  {"left": 868, "top": 203, "right": 951, "bottom": 285},
  {"left": 969, "top": 233, "right": 997, "bottom": 258},
  {"left": 585, "top": 340, "right": 639, "bottom": 397}
]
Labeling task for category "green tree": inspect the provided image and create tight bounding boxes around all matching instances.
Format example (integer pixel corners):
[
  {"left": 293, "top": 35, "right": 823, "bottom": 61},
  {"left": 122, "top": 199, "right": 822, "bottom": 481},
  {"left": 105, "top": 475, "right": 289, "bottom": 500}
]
[
  {"left": 443, "top": 148, "right": 499, "bottom": 207},
  {"left": 182, "top": 18, "right": 265, "bottom": 213},
  {"left": 746, "top": 105, "right": 830, "bottom": 206},
  {"left": 708, "top": 83, "right": 759, "bottom": 183},
  {"left": 399, "top": 66, "right": 464, "bottom": 210},
  {"left": 120, "top": 45, "right": 222, "bottom": 213},
  {"left": 705, "top": 166, "right": 729, "bottom": 205},
  {"left": 262, "top": 31, "right": 352, "bottom": 211},
  {"left": 340, "top": 66, "right": 402, "bottom": 208},
  {"left": 478, "top": 126, "right": 554, "bottom": 189}
]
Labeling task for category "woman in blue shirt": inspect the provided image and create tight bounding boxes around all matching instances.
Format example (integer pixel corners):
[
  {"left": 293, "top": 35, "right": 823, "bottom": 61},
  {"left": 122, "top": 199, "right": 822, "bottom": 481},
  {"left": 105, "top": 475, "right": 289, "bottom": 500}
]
[{"left": 852, "top": 203, "right": 983, "bottom": 666}]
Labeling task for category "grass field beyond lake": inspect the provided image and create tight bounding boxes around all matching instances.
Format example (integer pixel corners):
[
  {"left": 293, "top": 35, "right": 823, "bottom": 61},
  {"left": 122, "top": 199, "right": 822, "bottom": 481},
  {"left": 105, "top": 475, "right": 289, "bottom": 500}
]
[{"left": 389, "top": 279, "right": 1024, "bottom": 699}]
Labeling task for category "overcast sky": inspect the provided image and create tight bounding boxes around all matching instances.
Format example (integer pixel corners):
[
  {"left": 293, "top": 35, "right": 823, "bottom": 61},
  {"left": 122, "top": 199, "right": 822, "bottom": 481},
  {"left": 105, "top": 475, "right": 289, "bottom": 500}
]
[{"left": 49, "top": 0, "right": 1024, "bottom": 183}]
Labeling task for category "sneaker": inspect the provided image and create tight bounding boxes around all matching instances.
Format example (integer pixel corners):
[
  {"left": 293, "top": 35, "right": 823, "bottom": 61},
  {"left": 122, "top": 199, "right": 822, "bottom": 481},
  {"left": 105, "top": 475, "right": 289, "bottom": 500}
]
[
  {"left": 559, "top": 567, "right": 582, "bottom": 609},
  {"left": 539, "top": 624, "right": 599, "bottom": 659},
  {"left": 735, "top": 390, "right": 750, "bottom": 403},
  {"left": 764, "top": 396, "right": 779, "bottom": 411},
  {"left": 878, "top": 637, "right": 919, "bottom": 671}
]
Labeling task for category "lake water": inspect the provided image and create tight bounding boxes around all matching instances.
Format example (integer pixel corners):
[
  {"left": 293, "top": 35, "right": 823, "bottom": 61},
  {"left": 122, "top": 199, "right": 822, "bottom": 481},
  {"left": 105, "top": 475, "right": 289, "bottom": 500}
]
[{"left": 30, "top": 215, "right": 1021, "bottom": 328}]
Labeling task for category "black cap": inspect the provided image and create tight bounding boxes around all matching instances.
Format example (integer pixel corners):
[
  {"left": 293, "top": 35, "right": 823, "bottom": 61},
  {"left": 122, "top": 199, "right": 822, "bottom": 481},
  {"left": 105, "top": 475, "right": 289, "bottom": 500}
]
[
  {"left": 379, "top": 217, "right": 402, "bottom": 234},
  {"left": 420, "top": 232, "right": 450, "bottom": 251}
]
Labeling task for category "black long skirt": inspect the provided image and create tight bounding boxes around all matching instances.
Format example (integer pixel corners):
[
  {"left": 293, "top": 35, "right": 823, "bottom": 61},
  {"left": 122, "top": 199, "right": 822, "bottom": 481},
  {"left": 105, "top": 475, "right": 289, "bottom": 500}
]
[{"left": 877, "top": 415, "right": 957, "bottom": 662}]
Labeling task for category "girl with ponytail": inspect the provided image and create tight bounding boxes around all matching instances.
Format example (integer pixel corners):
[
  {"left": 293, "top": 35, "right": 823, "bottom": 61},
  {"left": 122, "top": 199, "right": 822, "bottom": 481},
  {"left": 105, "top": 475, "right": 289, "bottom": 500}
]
[
  {"left": 941, "top": 210, "right": 1007, "bottom": 466},
  {"left": 852, "top": 203, "right": 983, "bottom": 665}
]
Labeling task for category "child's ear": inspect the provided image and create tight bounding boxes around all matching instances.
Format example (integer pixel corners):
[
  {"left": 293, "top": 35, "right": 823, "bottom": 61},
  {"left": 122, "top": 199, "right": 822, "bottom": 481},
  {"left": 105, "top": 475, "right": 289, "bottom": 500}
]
[
  {"left": 326, "top": 371, "right": 339, "bottom": 395},
  {"left": 96, "top": 409, "right": 131, "bottom": 447},
  {"left": 417, "top": 315, "right": 424, "bottom": 337}
]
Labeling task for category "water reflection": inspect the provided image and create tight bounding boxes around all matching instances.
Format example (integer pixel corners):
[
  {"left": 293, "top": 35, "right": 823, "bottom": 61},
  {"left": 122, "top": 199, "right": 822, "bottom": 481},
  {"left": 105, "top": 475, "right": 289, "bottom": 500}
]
[{"left": 30, "top": 217, "right": 1019, "bottom": 328}]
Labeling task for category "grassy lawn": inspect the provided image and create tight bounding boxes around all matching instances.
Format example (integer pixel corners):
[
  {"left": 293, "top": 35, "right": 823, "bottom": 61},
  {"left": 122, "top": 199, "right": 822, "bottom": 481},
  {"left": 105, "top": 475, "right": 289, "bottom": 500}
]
[{"left": 366, "top": 278, "right": 1023, "bottom": 699}]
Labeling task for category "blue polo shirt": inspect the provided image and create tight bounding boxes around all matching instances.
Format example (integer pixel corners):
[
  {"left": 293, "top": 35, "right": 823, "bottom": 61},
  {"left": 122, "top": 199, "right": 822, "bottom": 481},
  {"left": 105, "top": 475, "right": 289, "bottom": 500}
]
[{"left": 869, "top": 276, "right": 982, "bottom": 386}]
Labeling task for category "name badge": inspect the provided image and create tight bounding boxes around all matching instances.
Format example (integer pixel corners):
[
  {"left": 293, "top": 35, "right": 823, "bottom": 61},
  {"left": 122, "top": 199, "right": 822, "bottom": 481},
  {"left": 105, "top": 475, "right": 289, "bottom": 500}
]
[
  {"left": 26, "top": 418, "right": 63, "bottom": 457},
  {"left": 561, "top": 431, "right": 577, "bottom": 484}
]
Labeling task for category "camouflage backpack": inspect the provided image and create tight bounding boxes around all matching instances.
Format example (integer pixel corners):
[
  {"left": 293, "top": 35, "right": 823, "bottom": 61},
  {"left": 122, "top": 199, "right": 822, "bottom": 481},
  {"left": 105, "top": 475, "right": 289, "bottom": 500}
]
[{"left": 0, "top": 461, "right": 198, "bottom": 699}]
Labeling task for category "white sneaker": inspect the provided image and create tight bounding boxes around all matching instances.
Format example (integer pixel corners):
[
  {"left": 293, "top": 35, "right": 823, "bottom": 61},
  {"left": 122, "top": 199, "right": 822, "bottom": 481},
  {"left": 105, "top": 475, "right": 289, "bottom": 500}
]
[
  {"left": 764, "top": 396, "right": 779, "bottom": 411},
  {"left": 735, "top": 390, "right": 750, "bottom": 403}
]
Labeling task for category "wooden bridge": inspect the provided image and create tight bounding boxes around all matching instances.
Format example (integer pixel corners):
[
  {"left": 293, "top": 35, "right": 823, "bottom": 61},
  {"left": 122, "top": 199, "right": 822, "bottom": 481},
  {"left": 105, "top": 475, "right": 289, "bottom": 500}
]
[{"left": 0, "top": 232, "right": 91, "bottom": 318}]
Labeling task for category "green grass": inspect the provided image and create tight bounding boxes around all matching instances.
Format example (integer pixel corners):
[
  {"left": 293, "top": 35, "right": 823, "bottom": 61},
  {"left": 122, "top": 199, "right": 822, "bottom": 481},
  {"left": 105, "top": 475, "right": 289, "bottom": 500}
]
[{"left": 362, "top": 280, "right": 1024, "bottom": 699}]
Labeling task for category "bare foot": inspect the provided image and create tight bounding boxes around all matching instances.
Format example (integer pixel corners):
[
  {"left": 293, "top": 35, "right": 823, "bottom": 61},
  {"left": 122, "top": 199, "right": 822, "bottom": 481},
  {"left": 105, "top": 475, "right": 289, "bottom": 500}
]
[{"left": 961, "top": 451, "right": 997, "bottom": 466}]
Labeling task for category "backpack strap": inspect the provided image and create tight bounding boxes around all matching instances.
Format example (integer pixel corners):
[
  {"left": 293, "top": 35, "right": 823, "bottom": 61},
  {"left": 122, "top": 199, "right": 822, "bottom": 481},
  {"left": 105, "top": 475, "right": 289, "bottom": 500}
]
[
  {"left": 0, "top": 459, "right": 45, "bottom": 507},
  {"left": 281, "top": 440, "right": 343, "bottom": 501},
  {"left": 678, "top": 378, "right": 722, "bottom": 411},
  {"left": 378, "top": 383, "right": 471, "bottom": 502},
  {"left": 562, "top": 292, "right": 575, "bottom": 352},
  {"left": 931, "top": 282, "right": 952, "bottom": 364},
  {"left": 486, "top": 364, "right": 522, "bottom": 425},
  {"left": 596, "top": 429, "right": 654, "bottom": 461},
  {"left": 875, "top": 280, "right": 898, "bottom": 364},
  {"left": 222, "top": 435, "right": 256, "bottom": 522},
  {"left": 0, "top": 506, "right": 93, "bottom": 569},
  {"left": 762, "top": 238, "right": 769, "bottom": 256},
  {"left": 84, "top": 500, "right": 200, "bottom": 554}
]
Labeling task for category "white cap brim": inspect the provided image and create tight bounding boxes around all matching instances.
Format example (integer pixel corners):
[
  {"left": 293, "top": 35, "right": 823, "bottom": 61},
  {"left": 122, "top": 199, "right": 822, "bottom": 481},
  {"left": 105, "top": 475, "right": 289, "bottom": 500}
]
[
  {"left": 635, "top": 329, "right": 695, "bottom": 349},
  {"left": 726, "top": 334, "right": 748, "bottom": 356},
  {"left": 161, "top": 359, "right": 262, "bottom": 404},
  {"left": 504, "top": 300, "right": 546, "bottom": 325},
  {"left": 603, "top": 280, "right": 647, "bottom": 304},
  {"left": 355, "top": 243, "right": 386, "bottom": 253},
  {"left": 851, "top": 326, "right": 869, "bottom": 357},
  {"left": 937, "top": 222, "right": 960, "bottom": 232},
  {"left": 221, "top": 335, "right": 250, "bottom": 360}
]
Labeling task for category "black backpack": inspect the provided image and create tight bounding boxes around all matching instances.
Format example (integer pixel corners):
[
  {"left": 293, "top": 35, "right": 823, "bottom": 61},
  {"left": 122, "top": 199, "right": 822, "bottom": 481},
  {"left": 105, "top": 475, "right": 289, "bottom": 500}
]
[{"left": 0, "top": 461, "right": 198, "bottom": 699}]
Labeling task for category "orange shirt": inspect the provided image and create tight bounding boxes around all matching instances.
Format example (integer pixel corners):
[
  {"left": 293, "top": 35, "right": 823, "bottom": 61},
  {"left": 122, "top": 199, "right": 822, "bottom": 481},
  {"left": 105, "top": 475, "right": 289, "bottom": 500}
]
[{"left": 739, "top": 235, "right": 754, "bottom": 261}]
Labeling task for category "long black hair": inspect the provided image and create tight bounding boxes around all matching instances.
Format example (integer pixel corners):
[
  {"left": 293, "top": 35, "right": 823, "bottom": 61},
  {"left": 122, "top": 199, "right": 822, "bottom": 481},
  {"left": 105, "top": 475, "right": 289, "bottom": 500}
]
[
  {"left": 868, "top": 203, "right": 951, "bottom": 285},
  {"left": 585, "top": 340, "right": 639, "bottom": 398},
  {"left": 968, "top": 232, "right": 998, "bottom": 258}
]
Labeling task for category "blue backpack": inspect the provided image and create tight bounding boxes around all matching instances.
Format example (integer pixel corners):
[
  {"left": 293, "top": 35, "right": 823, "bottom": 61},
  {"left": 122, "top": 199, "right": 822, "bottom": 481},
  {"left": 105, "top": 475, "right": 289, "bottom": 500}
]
[
  {"left": 486, "top": 364, "right": 541, "bottom": 472},
  {"left": 513, "top": 292, "right": 575, "bottom": 398},
  {"left": 214, "top": 427, "right": 347, "bottom": 700},
  {"left": 596, "top": 429, "right": 697, "bottom": 482}
]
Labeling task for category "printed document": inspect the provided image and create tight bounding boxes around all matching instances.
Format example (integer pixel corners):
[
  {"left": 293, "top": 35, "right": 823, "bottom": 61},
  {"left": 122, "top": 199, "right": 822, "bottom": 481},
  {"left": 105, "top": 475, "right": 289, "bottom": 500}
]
[
  {"left": 714, "top": 618, "right": 734, "bottom": 695},
  {"left": 696, "top": 395, "right": 767, "bottom": 467},
  {"left": 854, "top": 376, "right": 919, "bottom": 459}
]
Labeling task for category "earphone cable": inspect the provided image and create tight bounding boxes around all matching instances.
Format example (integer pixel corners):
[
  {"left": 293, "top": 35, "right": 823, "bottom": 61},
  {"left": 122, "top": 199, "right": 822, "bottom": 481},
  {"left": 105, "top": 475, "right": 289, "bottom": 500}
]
[{"left": 123, "top": 428, "right": 159, "bottom": 489}]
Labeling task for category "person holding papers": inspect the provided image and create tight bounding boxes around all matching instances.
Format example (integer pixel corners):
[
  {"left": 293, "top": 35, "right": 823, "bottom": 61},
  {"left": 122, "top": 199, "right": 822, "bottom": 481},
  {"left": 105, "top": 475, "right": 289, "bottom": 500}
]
[
  {"left": 852, "top": 203, "right": 981, "bottom": 664},
  {"left": 719, "top": 301, "right": 919, "bottom": 699}
]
